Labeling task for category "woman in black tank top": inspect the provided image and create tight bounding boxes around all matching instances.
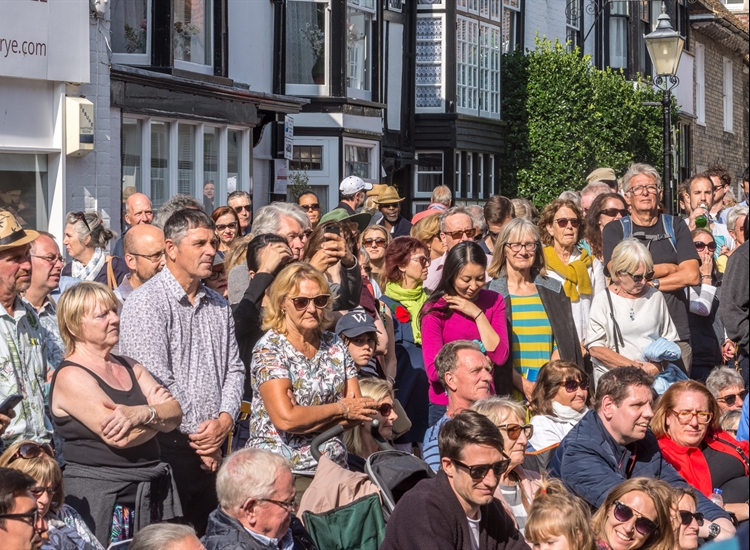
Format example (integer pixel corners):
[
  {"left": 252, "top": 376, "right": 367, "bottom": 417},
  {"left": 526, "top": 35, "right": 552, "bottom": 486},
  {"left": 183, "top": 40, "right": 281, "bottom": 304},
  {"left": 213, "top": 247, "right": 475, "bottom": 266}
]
[{"left": 49, "top": 282, "right": 183, "bottom": 545}]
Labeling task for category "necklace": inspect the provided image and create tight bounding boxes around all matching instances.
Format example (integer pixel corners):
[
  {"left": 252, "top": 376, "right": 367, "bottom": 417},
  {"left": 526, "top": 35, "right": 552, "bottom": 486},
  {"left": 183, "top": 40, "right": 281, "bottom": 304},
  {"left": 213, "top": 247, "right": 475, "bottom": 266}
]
[{"left": 611, "top": 286, "right": 637, "bottom": 320}]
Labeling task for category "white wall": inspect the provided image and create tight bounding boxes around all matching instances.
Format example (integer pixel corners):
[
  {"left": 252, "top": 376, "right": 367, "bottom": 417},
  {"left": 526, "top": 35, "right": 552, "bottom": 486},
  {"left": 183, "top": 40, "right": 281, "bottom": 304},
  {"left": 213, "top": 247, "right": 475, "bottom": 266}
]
[{"left": 228, "top": 0, "right": 275, "bottom": 92}]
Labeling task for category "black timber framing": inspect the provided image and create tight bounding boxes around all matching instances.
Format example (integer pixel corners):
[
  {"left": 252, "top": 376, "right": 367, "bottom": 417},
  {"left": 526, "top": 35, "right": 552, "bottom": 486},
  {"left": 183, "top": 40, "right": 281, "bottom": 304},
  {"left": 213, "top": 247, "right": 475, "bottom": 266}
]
[{"left": 414, "top": 114, "right": 506, "bottom": 154}]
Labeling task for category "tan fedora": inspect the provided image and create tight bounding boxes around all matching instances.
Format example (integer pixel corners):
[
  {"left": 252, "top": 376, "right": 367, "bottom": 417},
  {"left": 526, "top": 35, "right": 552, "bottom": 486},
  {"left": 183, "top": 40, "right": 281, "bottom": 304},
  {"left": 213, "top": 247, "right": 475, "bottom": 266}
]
[
  {"left": 366, "top": 183, "right": 389, "bottom": 198},
  {"left": 374, "top": 186, "right": 405, "bottom": 205},
  {"left": 0, "top": 210, "right": 39, "bottom": 251}
]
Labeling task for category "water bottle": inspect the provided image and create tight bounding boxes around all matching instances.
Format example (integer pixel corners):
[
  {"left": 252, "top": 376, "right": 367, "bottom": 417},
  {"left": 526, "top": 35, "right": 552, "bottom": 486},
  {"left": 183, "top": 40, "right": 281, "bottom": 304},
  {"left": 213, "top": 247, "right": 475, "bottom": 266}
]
[
  {"left": 695, "top": 203, "right": 709, "bottom": 228},
  {"left": 709, "top": 488, "right": 724, "bottom": 507}
]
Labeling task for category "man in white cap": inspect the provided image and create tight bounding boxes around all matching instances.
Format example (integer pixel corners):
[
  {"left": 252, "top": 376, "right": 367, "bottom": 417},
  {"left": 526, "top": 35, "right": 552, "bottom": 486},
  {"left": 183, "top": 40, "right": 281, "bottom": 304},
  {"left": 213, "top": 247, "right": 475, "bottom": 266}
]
[
  {"left": 337, "top": 175, "right": 373, "bottom": 215},
  {"left": 0, "top": 210, "right": 52, "bottom": 450}
]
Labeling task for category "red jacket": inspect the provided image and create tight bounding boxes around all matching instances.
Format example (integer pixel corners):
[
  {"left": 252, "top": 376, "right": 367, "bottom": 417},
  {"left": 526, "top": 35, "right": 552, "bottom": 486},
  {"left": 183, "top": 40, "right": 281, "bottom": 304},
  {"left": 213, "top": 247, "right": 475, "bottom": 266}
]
[{"left": 657, "top": 430, "right": 749, "bottom": 497}]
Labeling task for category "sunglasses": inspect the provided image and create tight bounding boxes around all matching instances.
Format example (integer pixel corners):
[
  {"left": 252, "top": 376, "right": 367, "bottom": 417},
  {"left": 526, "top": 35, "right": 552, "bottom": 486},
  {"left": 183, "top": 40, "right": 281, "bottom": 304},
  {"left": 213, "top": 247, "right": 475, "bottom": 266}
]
[
  {"left": 498, "top": 423, "right": 534, "bottom": 440},
  {"left": 613, "top": 501, "right": 659, "bottom": 536},
  {"left": 678, "top": 511, "right": 704, "bottom": 527},
  {"left": 215, "top": 222, "right": 238, "bottom": 232},
  {"left": 717, "top": 390, "right": 748, "bottom": 406},
  {"left": 363, "top": 238, "right": 387, "bottom": 248},
  {"left": 444, "top": 228, "right": 478, "bottom": 240},
  {"left": 553, "top": 218, "right": 580, "bottom": 228},
  {"left": 30, "top": 485, "right": 60, "bottom": 499},
  {"left": 288, "top": 294, "right": 330, "bottom": 311},
  {"left": 300, "top": 203, "right": 320, "bottom": 211},
  {"left": 452, "top": 458, "right": 511, "bottom": 480},
  {"left": 9, "top": 442, "right": 55, "bottom": 464},
  {"left": 233, "top": 205, "right": 252, "bottom": 213},
  {"left": 377, "top": 403, "right": 394, "bottom": 416},
  {"left": 619, "top": 270, "right": 654, "bottom": 283},
  {"left": 670, "top": 410, "right": 713, "bottom": 425},
  {"left": 601, "top": 208, "right": 629, "bottom": 218},
  {"left": 411, "top": 256, "right": 430, "bottom": 268},
  {"left": 561, "top": 376, "right": 589, "bottom": 393},
  {"left": 694, "top": 241, "right": 717, "bottom": 252},
  {"left": 73, "top": 211, "right": 91, "bottom": 231}
]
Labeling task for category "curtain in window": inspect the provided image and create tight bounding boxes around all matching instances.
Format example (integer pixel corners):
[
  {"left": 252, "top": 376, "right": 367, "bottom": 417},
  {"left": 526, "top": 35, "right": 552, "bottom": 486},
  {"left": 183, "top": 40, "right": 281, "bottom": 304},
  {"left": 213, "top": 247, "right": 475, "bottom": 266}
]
[
  {"left": 173, "top": 0, "right": 212, "bottom": 65},
  {"left": 111, "top": 0, "right": 148, "bottom": 54},
  {"left": 287, "top": 2, "right": 327, "bottom": 85}
]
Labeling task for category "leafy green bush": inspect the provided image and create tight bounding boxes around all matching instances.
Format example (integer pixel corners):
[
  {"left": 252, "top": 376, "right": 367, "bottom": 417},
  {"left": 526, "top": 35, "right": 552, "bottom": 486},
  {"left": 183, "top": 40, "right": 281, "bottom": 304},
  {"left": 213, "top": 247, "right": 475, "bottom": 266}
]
[{"left": 500, "top": 39, "right": 674, "bottom": 208}]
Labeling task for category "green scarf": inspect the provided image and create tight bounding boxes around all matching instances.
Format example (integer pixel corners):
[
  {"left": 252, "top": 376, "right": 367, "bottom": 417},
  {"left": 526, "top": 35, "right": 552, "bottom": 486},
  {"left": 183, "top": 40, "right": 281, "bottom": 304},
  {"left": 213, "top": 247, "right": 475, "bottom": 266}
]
[
  {"left": 384, "top": 282, "right": 428, "bottom": 345},
  {"left": 543, "top": 246, "right": 594, "bottom": 301}
]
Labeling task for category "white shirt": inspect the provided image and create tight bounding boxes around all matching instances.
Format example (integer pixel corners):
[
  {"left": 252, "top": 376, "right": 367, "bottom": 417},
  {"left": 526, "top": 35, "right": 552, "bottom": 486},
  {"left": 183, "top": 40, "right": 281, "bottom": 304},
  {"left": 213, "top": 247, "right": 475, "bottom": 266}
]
[
  {"left": 529, "top": 403, "right": 588, "bottom": 450},
  {"left": 467, "top": 510, "right": 481, "bottom": 550}
]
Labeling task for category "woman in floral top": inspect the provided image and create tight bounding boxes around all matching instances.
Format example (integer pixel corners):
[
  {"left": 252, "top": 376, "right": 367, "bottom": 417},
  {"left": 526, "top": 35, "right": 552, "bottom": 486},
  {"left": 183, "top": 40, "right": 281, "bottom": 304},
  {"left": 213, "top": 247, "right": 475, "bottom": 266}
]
[{"left": 247, "top": 263, "right": 379, "bottom": 496}]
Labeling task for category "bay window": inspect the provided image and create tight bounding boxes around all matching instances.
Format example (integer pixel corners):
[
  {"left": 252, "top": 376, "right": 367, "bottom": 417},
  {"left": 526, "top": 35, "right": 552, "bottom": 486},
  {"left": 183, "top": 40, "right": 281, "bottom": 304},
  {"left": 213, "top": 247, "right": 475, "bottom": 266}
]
[
  {"left": 457, "top": 17, "right": 501, "bottom": 119},
  {"left": 415, "top": 15, "right": 444, "bottom": 111}
]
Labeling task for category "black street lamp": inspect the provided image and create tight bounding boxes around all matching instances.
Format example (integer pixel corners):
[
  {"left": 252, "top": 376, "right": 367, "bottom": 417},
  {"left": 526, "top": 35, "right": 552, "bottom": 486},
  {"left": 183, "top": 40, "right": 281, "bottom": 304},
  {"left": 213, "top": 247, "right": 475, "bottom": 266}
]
[{"left": 645, "top": 1, "right": 685, "bottom": 215}]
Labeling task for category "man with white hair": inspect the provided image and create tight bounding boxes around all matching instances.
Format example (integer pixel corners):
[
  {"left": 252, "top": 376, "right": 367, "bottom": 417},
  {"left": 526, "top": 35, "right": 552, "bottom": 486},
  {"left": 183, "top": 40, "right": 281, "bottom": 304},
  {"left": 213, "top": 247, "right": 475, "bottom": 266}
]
[
  {"left": 202, "top": 448, "right": 316, "bottom": 550},
  {"left": 113, "top": 192, "right": 154, "bottom": 257}
]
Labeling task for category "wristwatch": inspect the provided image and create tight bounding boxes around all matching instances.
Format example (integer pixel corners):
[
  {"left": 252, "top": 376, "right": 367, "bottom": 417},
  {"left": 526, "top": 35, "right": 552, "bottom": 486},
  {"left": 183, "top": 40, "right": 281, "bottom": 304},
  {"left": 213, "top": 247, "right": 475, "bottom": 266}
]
[
  {"left": 651, "top": 278, "right": 660, "bottom": 290},
  {"left": 707, "top": 522, "right": 721, "bottom": 540}
]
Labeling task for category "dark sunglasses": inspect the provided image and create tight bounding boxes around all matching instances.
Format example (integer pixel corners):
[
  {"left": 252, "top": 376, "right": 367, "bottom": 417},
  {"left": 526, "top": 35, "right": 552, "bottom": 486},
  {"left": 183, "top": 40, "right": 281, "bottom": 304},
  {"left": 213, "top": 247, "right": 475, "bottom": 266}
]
[
  {"left": 233, "top": 205, "right": 252, "bottom": 213},
  {"left": 444, "top": 228, "right": 478, "bottom": 240},
  {"left": 601, "top": 208, "right": 629, "bottom": 218},
  {"left": 498, "top": 423, "right": 534, "bottom": 440},
  {"left": 9, "top": 442, "right": 55, "bottom": 464},
  {"left": 562, "top": 376, "right": 589, "bottom": 393},
  {"left": 613, "top": 501, "right": 659, "bottom": 536},
  {"left": 300, "top": 203, "right": 320, "bottom": 211},
  {"left": 553, "top": 217, "right": 580, "bottom": 228},
  {"left": 289, "top": 294, "right": 330, "bottom": 311},
  {"left": 452, "top": 458, "right": 511, "bottom": 480},
  {"left": 694, "top": 241, "right": 717, "bottom": 252},
  {"left": 717, "top": 390, "right": 748, "bottom": 406},
  {"left": 363, "top": 238, "right": 387, "bottom": 248},
  {"left": 73, "top": 211, "right": 91, "bottom": 231},
  {"left": 377, "top": 403, "right": 394, "bottom": 416},
  {"left": 620, "top": 270, "right": 654, "bottom": 283},
  {"left": 215, "top": 222, "right": 238, "bottom": 232},
  {"left": 678, "top": 510, "right": 704, "bottom": 527}
]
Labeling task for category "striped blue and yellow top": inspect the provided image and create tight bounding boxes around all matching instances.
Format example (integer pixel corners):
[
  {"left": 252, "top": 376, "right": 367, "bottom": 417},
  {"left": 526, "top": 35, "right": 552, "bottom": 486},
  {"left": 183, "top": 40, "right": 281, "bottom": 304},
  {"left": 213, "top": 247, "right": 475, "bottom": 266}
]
[{"left": 509, "top": 293, "right": 555, "bottom": 382}]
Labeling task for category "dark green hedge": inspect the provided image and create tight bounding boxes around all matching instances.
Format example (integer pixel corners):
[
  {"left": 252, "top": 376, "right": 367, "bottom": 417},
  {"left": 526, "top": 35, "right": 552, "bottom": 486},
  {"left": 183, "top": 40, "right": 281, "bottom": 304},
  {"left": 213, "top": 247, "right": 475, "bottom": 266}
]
[{"left": 500, "top": 39, "right": 674, "bottom": 208}]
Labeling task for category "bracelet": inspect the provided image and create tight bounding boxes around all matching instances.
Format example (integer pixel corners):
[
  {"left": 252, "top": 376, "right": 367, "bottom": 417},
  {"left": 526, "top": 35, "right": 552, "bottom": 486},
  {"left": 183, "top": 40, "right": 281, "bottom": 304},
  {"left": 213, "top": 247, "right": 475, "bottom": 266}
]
[
  {"left": 339, "top": 401, "right": 349, "bottom": 420},
  {"left": 144, "top": 405, "right": 156, "bottom": 425},
  {"left": 701, "top": 275, "right": 712, "bottom": 280},
  {"left": 473, "top": 311, "right": 483, "bottom": 321}
]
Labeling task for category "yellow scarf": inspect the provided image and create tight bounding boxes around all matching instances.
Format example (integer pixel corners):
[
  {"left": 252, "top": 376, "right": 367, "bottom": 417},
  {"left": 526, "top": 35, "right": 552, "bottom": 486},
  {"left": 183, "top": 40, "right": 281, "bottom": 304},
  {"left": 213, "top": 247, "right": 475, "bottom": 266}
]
[{"left": 543, "top": 246, "right": 593, "bottom": 301}]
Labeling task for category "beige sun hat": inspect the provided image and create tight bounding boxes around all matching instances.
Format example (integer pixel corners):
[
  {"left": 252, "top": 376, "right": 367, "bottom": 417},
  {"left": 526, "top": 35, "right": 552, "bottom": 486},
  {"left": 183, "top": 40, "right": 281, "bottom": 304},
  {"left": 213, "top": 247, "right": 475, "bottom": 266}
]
[
  {"left": 374, "top": 187, "right": 405, "bottom": 205},
  {"left": 0, "top": 210, "right": 39, "bottom": 251}
]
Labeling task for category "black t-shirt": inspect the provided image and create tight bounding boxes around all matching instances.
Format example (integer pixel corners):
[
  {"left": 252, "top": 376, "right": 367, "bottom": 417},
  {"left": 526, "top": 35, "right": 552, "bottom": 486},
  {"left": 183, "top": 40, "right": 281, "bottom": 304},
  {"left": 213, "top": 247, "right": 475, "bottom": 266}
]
[
  {"left": 602, "top": 215, "right": 699, "bottom": 340},
  {"left": 702, "top": 446, "right": 749, "bottom": 504}
]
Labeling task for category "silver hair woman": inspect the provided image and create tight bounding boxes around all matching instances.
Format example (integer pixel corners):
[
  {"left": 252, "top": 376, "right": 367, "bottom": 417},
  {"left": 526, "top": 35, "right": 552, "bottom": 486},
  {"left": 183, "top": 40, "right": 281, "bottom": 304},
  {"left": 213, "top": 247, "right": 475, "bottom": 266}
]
[
  {"left": 61, "top": 210, "right": 129, "bottom": 289},
  {"left": 586, "top": 238, "right": 679, "bottom": 384},
  {"left": 129, "top": 524, "right": 201, "bottom": 550}
]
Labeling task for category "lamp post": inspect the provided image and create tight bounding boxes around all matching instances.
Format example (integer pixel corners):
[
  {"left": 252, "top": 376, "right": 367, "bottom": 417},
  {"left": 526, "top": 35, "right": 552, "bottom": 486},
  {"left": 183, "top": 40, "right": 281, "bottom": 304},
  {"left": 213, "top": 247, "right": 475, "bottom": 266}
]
[{"left": 645, "top": 1, "right": 685, "bottom": 215}]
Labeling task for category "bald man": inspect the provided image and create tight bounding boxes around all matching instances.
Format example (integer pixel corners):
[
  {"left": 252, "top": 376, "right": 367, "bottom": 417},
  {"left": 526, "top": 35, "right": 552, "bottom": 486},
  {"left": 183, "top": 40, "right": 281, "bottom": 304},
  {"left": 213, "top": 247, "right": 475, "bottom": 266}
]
[
  {"left": 116, "top": 224, "right": 166, "bottom": 304},
  {"left": 113, "top": 193, "right": 155, "bottom": 257}
]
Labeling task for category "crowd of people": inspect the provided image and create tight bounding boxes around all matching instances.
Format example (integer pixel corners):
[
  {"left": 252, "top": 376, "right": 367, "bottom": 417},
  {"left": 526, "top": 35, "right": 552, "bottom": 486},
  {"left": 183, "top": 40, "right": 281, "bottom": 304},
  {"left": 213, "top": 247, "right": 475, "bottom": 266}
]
[{"left": 0, "top": 162, "right": 748, "bottom": 550}]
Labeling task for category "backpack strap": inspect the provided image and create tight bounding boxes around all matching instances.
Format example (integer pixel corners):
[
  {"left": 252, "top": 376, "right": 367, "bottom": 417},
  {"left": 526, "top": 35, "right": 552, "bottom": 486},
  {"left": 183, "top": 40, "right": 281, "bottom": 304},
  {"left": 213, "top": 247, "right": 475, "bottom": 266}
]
[
  {"left": 620, "top": 216, "right": 632, "bottom": 239},
  {"left": 621, "top": 215, "right": 677, "bottom": 252},
  {"left": 661, "top": 214, "right": 677, "bottom": 252}
]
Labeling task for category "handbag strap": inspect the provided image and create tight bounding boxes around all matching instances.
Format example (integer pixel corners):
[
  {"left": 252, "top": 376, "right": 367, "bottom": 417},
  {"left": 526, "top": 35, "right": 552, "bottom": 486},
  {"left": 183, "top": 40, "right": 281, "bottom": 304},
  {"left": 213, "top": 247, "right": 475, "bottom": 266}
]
[
  {"left": 605, "top": 288, "right": 625, "bottom": 354},
  {"left": 106, "top": 256, "right": 117, "bottom": 290}
]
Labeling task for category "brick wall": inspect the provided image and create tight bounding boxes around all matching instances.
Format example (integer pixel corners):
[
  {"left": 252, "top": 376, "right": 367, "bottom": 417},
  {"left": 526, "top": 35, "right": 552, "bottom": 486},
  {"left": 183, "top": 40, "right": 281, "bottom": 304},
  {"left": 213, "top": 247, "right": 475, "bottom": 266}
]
[{"left": 691, "top": 29, "right": 749, "bottom": 191}]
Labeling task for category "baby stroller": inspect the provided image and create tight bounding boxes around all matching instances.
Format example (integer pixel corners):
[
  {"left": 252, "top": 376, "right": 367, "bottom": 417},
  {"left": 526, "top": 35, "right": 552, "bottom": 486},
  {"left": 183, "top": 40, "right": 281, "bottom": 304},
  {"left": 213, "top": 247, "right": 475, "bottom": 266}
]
[{"left": 300, "top": 421, "right": 434, "bottom": 550}]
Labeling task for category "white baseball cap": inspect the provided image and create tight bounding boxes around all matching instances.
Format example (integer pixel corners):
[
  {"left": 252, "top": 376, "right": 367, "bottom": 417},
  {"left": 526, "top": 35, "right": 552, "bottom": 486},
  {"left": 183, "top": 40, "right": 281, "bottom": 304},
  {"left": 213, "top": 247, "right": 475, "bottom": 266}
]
[{"left": 339, "top": 175, "right": 373, "bottom": 195}]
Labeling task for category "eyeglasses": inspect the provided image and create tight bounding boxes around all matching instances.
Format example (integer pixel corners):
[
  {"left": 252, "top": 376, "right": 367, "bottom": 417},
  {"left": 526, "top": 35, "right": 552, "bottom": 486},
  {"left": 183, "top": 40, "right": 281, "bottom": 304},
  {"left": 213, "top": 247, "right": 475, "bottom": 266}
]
[
  {"left": 619, "top": 270, "right": 654, "bottom": 284},
  {"left": 498, "top": 423, "right": 534, "bottom": 441},
  {"left": 30, "top": 485, "right": 59, "bottom": 499},
  {"left": 257, "top": 498, "right": 298, "bottom": 514},
  {"left": 561, "top": 376, "right": 589, "bottom": 393},
  {"left": 300, "top": 203, "right": 320, "bottom": 211},
  {"left": 694, "top": 241, "right": 717, "bottom": 253},
  {"left": 73, "top": 211, "right": 91, "bottom": 231},
  {"left": 215, "top": 222, "right": 238, "bottom": 232},
  {"left": 130, "top": 251, "right": 166, "bottom": 263},
  {"left": 600, "top": 208, "right": 629, "bottom": 218},
  {"left": 363, "top": 238, "right": 387, "bottom": 248},
  {"left": 30, "top": 254, "right": 64, "bottom": 264},
  {"left": 444, "top": 228, "right": 478, "bottom": 240},
  {"left": 553, "top": 218, "right": 580, "bottom": 229},
  {"left": 678, "top": 511, "right": 704, "bottom": 527},
  {"left": 0, "top": 508, "right": 39, "bottom": 527},
  {"left": 411, "top": 256, "right": 430, "bottom": 268},
  {"left": 233, "top": 205, "right": 253, "bottom": 213},
  {"left": 206, "top": 269, "right": 225, "bottom": 281},
  {"left": 613, "top": 501, "right": 659, "bottom": 536},
  {"left": 629, "top": 185, "right": 660, "bottom": 196},
  {"left": 505, "top": 242, "right": 538, "bottom": 253},
  {"left": 669, "top": 410, "right": 713, "bottom": 425},
  {"left": 288, "top": 294, "right": 330, "bottom": 311},
  {"left": 9, "top": 442, "right": 55, "bottom": 464},
  {"left": 717, "top": 390, "right": 748, "bottom": 406},
  {"left": 377, "top": 403, "right": 394, "bottom": 416},
  {"left": 451, "top": 458, "right": 511, "bottom": 480}
]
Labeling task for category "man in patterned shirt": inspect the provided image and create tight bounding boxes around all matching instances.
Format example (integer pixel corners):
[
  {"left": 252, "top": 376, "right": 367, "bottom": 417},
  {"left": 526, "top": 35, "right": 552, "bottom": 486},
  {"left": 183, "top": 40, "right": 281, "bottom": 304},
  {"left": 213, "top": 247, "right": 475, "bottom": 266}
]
[
  {"left": 120, "top": 208, "right": 245, "bottom": 536},
  {"left": 0, "top": 210, "right": 52, "bottom": 452}
]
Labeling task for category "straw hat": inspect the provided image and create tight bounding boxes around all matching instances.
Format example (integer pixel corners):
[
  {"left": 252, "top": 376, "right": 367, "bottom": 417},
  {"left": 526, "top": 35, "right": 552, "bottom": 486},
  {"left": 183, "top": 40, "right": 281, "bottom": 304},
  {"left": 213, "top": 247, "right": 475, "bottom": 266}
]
[
  {"left": 374, "top": 187, "right": 405, "bottom": 205},
  {"left": 366, "top": 184, "right": 389, "bottom": 198},
  {"left": 0, "top": 210, "right": 39, "bottom": 251}
]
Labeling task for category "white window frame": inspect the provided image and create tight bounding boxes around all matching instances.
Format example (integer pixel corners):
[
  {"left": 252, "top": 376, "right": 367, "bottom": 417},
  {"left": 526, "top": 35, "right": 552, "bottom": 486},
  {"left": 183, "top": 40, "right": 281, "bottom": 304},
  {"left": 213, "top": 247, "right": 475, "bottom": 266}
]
[
  {"left": 417, "top": 0, "right": 444, "bottom": 11},
  {"left": 413, "top": 151, "right": 444, "bottom": 199},
  {"left": 502, "top": 0, "right": 521, "bottom": 53},
  {"left": 111, "top": 0, "right": 152, "bottom": 65},
  {"left": 490, "top": 0, "right": 501, "bottom": 21},
  {"left": 695, "top": 42, "right": 705, "bottom": 126},
  {"left": 465, "top": 152, "right": 473, "bottom": 198},
  {"left": 173, "top": 0, "right": 214, "bottom": 75},
  {"left": 286, "top": 0, "right": 331, "bottom": 97},
  {"left": 479, "top": 23, "right": 501, "bottom": 119},
  {"left": 346, "top": 1, "right": 375, "bottom": 101},
  {"left": 456, "top": 16, "right": 479, "bottom": 116},
  {"left": 455, "top": 151, "right": 462, "bottom": 198},
  {"left": 566, "top": 0, "right": 581, "bottom": 52},
  {"left": 342, "top": 137, "right": 380, "bottom": 183},
  {"left": 722, "top": 57, "right": 733, "bottom": 133},
  {"left": 477, "top": 153, "right": 484, "bottom": 199},
  {"left": 415, "top": 14, "right": 446, "bottom": 113}
]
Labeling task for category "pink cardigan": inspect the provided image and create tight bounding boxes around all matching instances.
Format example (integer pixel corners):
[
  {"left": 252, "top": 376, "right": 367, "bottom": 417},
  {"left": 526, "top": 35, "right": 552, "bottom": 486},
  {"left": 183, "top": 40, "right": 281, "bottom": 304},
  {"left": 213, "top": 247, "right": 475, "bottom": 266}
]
[{"left": 421, "top": 289, "right": 509, "bottom": 406}]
